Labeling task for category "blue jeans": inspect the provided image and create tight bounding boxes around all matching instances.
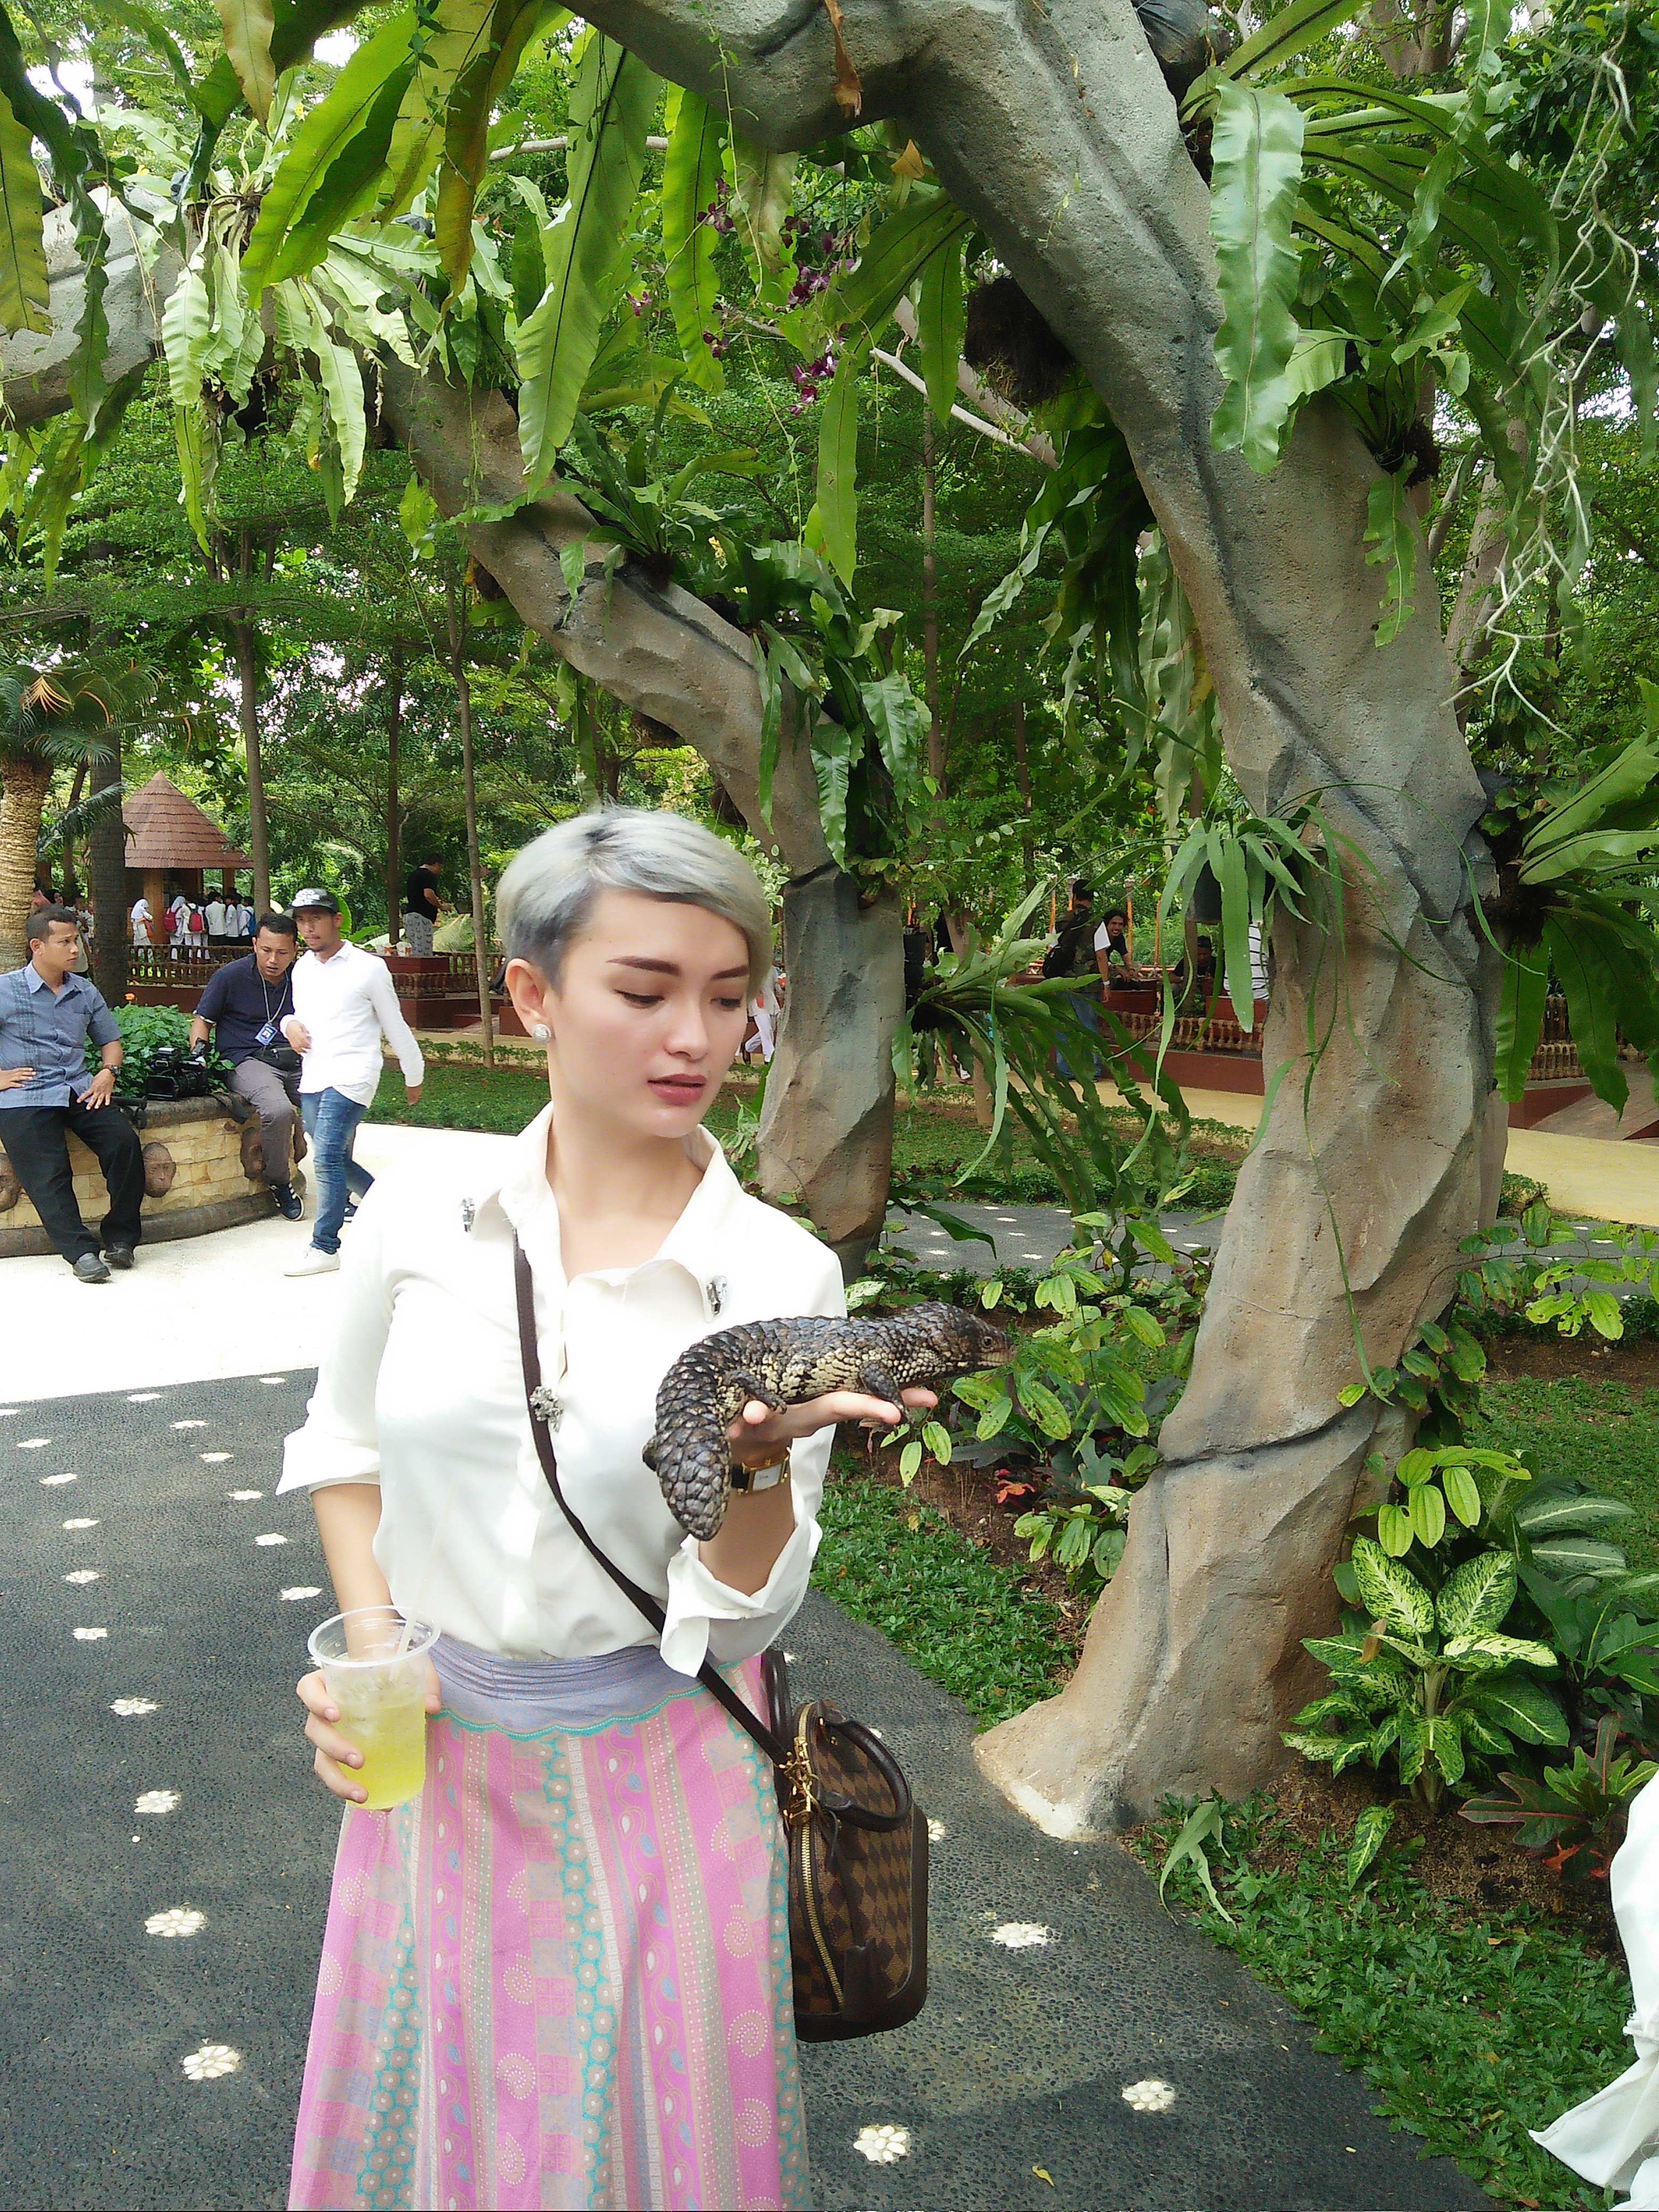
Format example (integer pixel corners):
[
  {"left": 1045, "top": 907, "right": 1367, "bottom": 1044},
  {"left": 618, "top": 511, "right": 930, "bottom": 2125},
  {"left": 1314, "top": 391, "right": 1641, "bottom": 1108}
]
[
  {"left": 1055, "top": 990, "right": 1103, "bottom": 1081},
  {"left": 300, "top": 1088, "right": 372, "bottom": 1254}
]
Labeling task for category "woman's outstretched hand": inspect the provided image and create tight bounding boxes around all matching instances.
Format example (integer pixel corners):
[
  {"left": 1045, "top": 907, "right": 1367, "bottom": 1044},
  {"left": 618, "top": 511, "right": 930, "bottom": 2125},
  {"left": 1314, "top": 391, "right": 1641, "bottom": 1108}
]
[
  {"left": 726, "top": 1385, "right": 937, "bottom": 1468},
  {"left": 297, "top": 1658, "right": 441, "bottom": 1804}
]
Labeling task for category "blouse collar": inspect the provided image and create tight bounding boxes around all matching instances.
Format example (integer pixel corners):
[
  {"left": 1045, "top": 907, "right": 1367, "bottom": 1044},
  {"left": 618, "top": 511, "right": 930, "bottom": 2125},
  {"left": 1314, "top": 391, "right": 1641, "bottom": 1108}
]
[{"left": 482, "top": 1103, "right": 743, "bottom": 1303}]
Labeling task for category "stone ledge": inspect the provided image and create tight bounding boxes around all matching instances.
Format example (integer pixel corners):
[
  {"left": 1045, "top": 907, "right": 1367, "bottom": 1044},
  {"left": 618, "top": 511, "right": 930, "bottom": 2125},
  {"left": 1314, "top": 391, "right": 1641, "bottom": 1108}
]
[{"left": 0, "top": 1189, "right": 275, "bottom": 1258}]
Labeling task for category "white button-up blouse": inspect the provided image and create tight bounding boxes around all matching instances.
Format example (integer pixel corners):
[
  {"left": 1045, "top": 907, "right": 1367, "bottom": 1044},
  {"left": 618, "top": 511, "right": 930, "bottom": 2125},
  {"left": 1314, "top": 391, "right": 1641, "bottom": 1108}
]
[{"left": 276, "top": 1105, "right": 843, "bottom": 1675}]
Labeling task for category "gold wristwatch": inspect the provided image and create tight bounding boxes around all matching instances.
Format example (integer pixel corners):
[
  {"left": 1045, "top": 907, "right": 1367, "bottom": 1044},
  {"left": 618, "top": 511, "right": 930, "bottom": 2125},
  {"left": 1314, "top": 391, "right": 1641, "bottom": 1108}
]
[{"left": 729, "top": 1451, "right": 791, "bottom": 1495}]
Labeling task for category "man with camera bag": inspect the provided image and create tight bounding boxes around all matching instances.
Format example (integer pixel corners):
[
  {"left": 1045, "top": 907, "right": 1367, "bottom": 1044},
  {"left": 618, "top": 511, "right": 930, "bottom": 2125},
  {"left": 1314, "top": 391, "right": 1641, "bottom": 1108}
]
[
  {"left": 189, "top": 911, "right": 306, "bottom": 1221},
  {"left": 0, "top": 906, "right": 143, "bottom": 1281}
]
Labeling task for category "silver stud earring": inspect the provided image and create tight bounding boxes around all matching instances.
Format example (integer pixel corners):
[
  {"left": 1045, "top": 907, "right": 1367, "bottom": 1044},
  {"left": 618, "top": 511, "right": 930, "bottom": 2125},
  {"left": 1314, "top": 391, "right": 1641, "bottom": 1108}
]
[{"left": 530, "top": 1022, "right": 551, "bottom": 1043}]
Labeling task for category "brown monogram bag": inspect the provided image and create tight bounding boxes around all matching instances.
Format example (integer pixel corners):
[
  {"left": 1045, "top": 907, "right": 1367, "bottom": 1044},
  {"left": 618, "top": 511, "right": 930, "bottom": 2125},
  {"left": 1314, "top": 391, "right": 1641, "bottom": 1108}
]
[{"left": 514, "top": 1239, "right": 928, "bottom": 2042}]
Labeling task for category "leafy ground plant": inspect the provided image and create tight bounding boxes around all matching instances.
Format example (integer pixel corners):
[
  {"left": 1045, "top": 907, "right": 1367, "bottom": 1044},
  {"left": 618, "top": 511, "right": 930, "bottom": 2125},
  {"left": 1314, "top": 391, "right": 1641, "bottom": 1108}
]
[
  {"left": 1135, "top": 1794, "right": 1632, "bottom": 2209},
  {"left": 1286, "top": 1538, "right": 1567, "bottom": 1809},
  {"left": 1461, "top": 1716, "right": 1657, "bottom": 1880}
]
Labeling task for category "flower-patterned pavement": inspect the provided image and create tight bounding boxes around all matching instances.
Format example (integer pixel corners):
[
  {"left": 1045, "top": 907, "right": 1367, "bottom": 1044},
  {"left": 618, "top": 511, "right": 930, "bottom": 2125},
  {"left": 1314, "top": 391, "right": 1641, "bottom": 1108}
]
[{"left": 0, "top": 1372, "right": 1490, "bottom": 2212}]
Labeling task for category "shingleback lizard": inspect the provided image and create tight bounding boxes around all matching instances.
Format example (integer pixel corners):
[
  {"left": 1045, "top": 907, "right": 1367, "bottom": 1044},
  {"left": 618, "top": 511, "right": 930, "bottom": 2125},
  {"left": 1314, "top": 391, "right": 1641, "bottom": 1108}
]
[{"left": 643, "top": 1303, "right": 1014, "bottom": 1539}]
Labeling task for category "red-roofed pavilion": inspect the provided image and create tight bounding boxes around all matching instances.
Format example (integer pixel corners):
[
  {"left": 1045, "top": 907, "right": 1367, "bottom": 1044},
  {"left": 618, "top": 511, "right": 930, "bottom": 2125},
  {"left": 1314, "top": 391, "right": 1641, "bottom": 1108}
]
[{"left": 122, "top": 772, "right": 249, "bottom": 920}]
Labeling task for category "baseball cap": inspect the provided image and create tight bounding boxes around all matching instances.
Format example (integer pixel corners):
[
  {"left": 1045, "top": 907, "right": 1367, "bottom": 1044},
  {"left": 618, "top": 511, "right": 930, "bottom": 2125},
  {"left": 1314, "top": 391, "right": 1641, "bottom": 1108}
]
[{"left": 291, "top": 888, "right": 340, "bottom": 914}]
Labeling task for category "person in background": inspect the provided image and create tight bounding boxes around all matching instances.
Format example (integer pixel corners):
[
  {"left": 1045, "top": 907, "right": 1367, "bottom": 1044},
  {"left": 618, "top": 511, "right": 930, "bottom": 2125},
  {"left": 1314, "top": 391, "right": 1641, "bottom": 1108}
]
[
  {"left": 1093, "top": 908, "right": 1139, "bottom": 983},
  {"left": 0, "top": 906, "right": 143, "bottom": 1283},
  {"left": 401, "top": 855, "right": 445, "bottom": 955},
  {"left": 240, "top": 897, "right": 258, "bottom": 940},
  {"left": 189, "top": 911, "right": 306, "bottom": 1222},
  {"left": 129, "top": 890, "right": 153, "bottom": 948},
  {"left": 204, "top": 887, "right": 230, "bottom": 947},
  {"left": 281, "top": 889, "right": 424, "bottom": 1277},
  {"left": 1042, "top": 879, "right": 1096, "bottom": 980},
  {"left": 167, "top": 884, "right": 191, "bottom": 948}
]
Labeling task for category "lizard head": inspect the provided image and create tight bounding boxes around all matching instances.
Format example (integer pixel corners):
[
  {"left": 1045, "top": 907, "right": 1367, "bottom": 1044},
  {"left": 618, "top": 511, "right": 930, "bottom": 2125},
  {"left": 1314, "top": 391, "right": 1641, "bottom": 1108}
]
[{"left": 909, "top": 1302, "right": 1015, "bottom": 1374}]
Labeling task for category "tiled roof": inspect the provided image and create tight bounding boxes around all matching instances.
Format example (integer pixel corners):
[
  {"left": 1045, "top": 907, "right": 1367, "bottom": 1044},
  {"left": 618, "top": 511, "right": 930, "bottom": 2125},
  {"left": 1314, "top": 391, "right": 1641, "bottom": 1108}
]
[{"left": 122, "top": 772, "right": 248, "bottom": 870}]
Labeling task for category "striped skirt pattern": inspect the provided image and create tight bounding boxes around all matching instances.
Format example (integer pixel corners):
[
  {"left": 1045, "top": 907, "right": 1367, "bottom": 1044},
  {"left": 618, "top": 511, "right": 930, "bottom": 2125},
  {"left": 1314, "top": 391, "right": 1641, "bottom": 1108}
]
[{"left": 288, "top": 1649, "right": 810, "bottom": 2211}]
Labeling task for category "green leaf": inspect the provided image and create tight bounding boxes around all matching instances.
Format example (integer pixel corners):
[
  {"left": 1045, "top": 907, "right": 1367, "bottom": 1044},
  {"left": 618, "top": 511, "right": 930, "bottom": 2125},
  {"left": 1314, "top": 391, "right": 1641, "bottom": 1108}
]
[
  {"left": 1444, "top": 1631, "right": 1557, "bottom": 1671},
  {"left": 659, "top": 85, "right": 726, "bottom": 392},
  {"left": 1494, "top": 941, "right": 1549, "bottom": 1102},
  {"left": 808, "top": 709, "right": 853, "bottom": 868},
  {"left": 213, "top": 0, "right": 276, "bottom": 123},
  {"left": 1344, "top": 1802, "right": 1395, "bottom": 1887},
  {"left": 1217, "top": 0, "right": 1371, "bottom": 83},
  {"left": 1208, "top": 81, "right": 1306, "bottom": 474},
  {"left": 923, "top": 1420, "right": 952, "bottom": 1464},
  {"left": 822, "top": 187, "right": 971, "bottom": 341},
  {"left": 1376, "top": 1501, "right": 1414, "bottom": 1557},
  {"left": 898, "top": 1437, "right": 922, "bottom": 1482},
  {"left": 916, "top": 238, "right": 965, "bottom": 426},
  {"left": 857, "top": 668, "right": 926, "bottom": 800},
  {"left": 815, "top": 334, "right": 868, "bottom": 584},
  {"left": 1395, "top": 1447, "right": 1435, "bottom": 1488},
  {"left": 1465, "top": 1673, "right": 1568, "bottom": 1746},
  {"left": 730, "top": 136, "right": 796, "bottom": 282},
  {"left": 0, "top": 91, "right": 48, "bottom": 336},
  {"left": 1442, "top": 1548, "right": 1522, "bottom": 1637},
  {"left": 1408, "top": 1481, "right": 1446, "bottom": 1548},
  {"left": 1350, "top": 1536, "right": 1434, "bottom": 1636},
  {"left": 1442, "top": 1463, "right": 1482, "bottom": 1529},
  {"left": 1363, "top": 468, "right": 1417, "bottom": 647},
  {"left": 1016, "top": 1376, "right": 1073, "bottom": 1440},
  {"left": 1513, "top": 1487, "right": 1635, "bottom": 1535},
  {"left": 514, "top": 33, "right": 658, "bottom": 490},
  {"left": 242, "top": 10, "right": 420, "bottom": 299},
  {"left": 1158, "top": 1797, "right": 1234, "bottom": 1923},
  {"left": 1528, "top": 1535, "right": 1629, "bottom": 1578},
  {"left": 433, "top": 0, "right": 560, "bottom": 284}
]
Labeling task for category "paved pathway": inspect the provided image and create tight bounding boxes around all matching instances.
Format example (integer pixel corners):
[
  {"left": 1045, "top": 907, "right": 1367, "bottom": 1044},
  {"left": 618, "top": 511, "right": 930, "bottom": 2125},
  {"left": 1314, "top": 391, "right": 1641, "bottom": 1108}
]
[{"left": 0, "top": 1376, "right": 1489, "bottom": 2210}]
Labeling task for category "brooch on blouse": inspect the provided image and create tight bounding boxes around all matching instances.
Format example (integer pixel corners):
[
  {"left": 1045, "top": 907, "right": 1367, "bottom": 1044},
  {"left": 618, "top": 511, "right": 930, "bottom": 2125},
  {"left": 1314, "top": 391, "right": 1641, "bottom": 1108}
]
[
  {"left": 706, "top": 1275, "right": 727, "bottom": 1316},
  {"left": 460, "top": 1197, "right": 475, "bottom": 1233},
  {"left": 529, "top": 1385, "right": 564, "bottom": 1428}
]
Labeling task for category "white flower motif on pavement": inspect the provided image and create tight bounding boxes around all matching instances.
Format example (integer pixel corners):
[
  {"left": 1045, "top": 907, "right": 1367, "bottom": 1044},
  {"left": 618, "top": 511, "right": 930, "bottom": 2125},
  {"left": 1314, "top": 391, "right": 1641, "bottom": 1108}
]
[
  {"left": 990, "top": 1922, "right": 1053, "bottom": 1949},
  {"left": 255, "top": 1531, "right": 287, "bottom": 1546},
  {"left": 18, "top": 1437, "right": 49, "bottom": 1449},
  {"left": 111, "top": 1698, "right": 156, "bottom": 1716},
  {"left": 927, "top": 1819, "right": 948, "bottom": 1843},
  {"left": 127, "top": 1392, "right": 162, "bottom": 1403},
  {"left": 73, "top": 1627, "right": 108, "bottom": 1641},
  {"left": 200, "top": 1452, "right": 233, "bottom": 1463},
  {"left": 135, "top": 1791, "right": 180, "bottom": 1815},
  {"left": 171, "top": 1420, "right": 207, "bottom": 1430},
  {"left": 64, "top": 1570, "right": 100, "bottom": 1584},
  {"left": 1121, "top": 2079, "right": 1177, "bottom": 2114},
  {"left": 147, "top": 1907, "right": 205, "bottom": 1938},
  {"left": 853, "top": 2124, "right": 911, "bottom": 2164},
  {"left": 0, "top": 1407, "right": 18, "bottom": 1415},
  {"left": 62, "top": 1517, "right": 98, "bottom": 1529},
  {"left": 181, "top": 2042, "right": 240, "bottom": 2081},
  {"left": 41, "top": 1472, "right": 76, "bottom": 1486},
  {"left": 281, "top": 1587, "right": 323, "bottom": 1602},
  {"left": 259, "top": 1376, "right": 287, "bottom": 1385},
  {"left": 228, "top": 1489, "right": 263, "bottom": 1502}
]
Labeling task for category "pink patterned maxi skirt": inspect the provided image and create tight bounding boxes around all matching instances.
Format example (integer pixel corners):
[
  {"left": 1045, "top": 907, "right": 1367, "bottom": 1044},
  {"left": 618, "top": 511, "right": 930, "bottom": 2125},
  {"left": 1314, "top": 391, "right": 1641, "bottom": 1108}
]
[{"left": 288, "top": 1641, "right": 810, "bottom": 2211}]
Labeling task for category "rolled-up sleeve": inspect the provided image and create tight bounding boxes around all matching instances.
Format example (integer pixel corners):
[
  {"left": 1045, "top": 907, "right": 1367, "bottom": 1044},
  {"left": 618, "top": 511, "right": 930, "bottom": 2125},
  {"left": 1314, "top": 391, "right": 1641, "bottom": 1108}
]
[
  {"left": 276, "top": 1194, "right": 396, "bottom": 1494},
  {"left": 659, "top": 1247, "right": 845, "bottom": 1674}
]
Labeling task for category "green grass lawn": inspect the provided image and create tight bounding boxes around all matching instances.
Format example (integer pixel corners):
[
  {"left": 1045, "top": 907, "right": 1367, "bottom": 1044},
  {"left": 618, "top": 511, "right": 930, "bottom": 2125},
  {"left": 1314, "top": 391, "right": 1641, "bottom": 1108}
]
[{"left": 1476, "top": 1374, "right": 1659, "bottom": 1575}]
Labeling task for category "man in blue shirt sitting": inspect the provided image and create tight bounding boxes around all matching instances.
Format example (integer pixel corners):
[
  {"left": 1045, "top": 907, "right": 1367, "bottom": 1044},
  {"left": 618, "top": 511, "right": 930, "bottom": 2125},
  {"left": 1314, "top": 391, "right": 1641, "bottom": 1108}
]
[
  {"left": 0, "top": 905, "right": 143, "bottom": 1281},
  {"left": 188, "top": 911, "right": 305, "bottom": 1221}
]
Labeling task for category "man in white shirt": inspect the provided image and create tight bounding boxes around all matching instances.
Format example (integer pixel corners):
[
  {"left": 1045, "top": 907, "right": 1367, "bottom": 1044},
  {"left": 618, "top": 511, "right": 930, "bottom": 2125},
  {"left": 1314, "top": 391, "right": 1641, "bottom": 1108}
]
[
  {"left": 281, "top": 888, "right": 424, "bottom": 1276},
  {"left": 204, "top": 891, "right": 230, "bottom": 945}
]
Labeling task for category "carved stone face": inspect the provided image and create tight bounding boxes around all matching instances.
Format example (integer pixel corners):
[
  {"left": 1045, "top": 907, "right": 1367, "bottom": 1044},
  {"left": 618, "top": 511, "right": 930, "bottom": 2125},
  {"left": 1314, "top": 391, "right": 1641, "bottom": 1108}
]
[
  {"left": 141, "top": 1142, "right": 177, "bottom": 1198},
  {"left": 240, "top": 1124, "right": 265, "bottom": 1181},
  {"left": 0, "top": 1158, "right": 18, "bottom": 1211}
]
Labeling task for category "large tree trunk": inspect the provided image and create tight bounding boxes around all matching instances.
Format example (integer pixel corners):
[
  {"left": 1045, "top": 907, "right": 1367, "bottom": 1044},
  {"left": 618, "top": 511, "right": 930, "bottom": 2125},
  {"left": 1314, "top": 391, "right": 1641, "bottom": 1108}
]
[
  {"left": 231, "top": 527, "right": 272, "bottom": 913},
  {"left": 87, "top": 739, "right": 127, "bottom": 1005},
  {"left": 583, "top": 0, "right": 1496, "bottom": 1826},
  {"left": 0, "top": 755, "right": 53, "bottom": 970}
]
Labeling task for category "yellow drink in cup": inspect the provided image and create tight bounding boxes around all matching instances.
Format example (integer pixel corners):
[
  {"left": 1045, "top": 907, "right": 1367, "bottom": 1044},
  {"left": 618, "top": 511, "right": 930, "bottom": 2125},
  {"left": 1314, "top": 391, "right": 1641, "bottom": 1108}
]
[{"left": 308, "top": 1606, "right": 438, "bottom": 1811}]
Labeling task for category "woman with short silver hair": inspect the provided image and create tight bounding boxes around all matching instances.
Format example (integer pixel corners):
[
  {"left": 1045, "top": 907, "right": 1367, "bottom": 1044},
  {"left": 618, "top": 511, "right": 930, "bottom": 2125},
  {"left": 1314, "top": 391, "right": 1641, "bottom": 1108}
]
[{"left": 279, "top": 808, "right": 934, "bottom": 2211}]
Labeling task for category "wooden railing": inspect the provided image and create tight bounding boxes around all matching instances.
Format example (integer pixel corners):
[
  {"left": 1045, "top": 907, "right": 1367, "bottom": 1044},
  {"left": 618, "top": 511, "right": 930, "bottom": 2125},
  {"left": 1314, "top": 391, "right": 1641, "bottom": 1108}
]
[
  {"left": 128, "top": 945, "right": 247, "bottom": 985},
  {"left": 1108, "top": 993, "right": 1586, "bottom": 1084}
]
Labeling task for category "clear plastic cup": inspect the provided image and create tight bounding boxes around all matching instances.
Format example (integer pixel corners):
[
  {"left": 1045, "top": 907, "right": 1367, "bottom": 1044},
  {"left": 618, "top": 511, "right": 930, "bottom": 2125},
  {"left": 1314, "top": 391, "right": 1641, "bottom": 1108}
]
[{"left": 307, "top": 1606, "right": 439, "bottom": 1811}]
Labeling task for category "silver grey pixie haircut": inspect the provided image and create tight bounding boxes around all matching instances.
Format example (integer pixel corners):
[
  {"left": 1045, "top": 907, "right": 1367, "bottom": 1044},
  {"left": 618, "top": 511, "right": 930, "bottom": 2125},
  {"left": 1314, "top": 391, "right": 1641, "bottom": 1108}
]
[{"left": 497, "top": 807, "right": 772, "bottom": 993}]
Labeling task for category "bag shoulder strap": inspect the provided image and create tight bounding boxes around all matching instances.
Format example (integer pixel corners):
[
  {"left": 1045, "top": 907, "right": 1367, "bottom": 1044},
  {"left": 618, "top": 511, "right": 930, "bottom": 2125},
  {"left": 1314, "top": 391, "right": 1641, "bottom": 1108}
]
[{"left": 511, "top": 1236, "right": 789, "bottom": 1770}]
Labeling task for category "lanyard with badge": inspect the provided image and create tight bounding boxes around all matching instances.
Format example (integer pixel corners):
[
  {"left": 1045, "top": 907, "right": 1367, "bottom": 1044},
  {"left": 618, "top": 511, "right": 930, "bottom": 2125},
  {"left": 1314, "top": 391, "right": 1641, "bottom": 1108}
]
[{"left": 253, "top": 968, "right": 293, "bottom": 1052}]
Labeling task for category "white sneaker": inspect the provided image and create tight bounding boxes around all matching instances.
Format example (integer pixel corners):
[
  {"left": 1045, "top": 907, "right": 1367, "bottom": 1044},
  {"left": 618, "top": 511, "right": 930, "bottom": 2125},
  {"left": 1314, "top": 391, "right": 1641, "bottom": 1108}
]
[{"left": 283, "top": 1246, "right": 341, "bottom": 1277}]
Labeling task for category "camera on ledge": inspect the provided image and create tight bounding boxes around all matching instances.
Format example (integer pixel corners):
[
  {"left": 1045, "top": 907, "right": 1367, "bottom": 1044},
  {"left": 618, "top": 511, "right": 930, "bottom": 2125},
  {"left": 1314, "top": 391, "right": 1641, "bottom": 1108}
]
[{"left": 144, "top": 1045, "right": 211, "bottom": 1100}]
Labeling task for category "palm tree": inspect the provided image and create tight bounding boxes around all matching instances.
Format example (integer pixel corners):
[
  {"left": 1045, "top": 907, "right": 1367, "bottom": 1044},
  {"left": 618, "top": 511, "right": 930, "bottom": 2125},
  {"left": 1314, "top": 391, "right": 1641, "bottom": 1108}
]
[{"left": 0, "top": 663, "right": 152, "bottom": 973}]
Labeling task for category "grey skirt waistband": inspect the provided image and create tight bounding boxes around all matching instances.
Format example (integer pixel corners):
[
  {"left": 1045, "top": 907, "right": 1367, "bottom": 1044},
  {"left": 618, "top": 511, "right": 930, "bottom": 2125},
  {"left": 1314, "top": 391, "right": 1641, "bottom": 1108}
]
[{"left": 432, "top": 1632, "right": 696, "bottom": 1733}]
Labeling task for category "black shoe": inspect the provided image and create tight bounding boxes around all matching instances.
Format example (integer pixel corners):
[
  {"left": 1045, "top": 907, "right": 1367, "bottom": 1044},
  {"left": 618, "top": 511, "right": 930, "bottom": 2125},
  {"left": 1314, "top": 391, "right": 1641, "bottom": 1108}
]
[
  {"left": 270, "top": 1182, "right": 304, "bottom": 1222},
  {"left": 72, "top": 1253, "right": 111, "bottom": 1284},
  {"left": 104, "top": 1244, "right": 135, "bottom": 1270},
  {"left": 342, "top": 1202, "right": 358, "bottom": 1225}
]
